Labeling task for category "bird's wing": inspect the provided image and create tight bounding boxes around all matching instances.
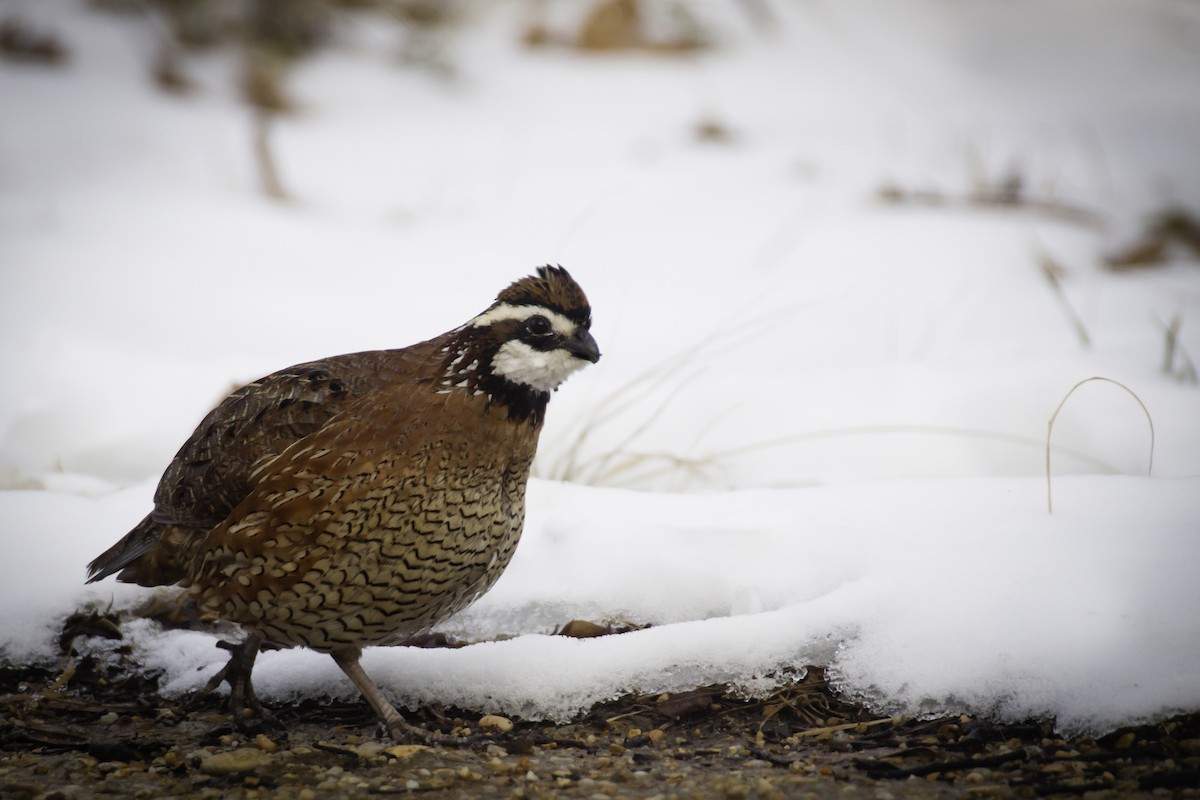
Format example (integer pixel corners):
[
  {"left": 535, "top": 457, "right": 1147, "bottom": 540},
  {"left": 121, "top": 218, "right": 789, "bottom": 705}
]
[
  {"left": 153, "top": 360, "right": 360, "bottom": 528},
  {"left": 86, "top": 346, "right": 437, "bottom": 585}
]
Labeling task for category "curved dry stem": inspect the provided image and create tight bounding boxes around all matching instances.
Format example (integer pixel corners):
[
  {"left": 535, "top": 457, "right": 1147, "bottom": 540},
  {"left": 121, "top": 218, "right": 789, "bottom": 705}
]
[
  {"left": 549, "top": 299, "right": 808, "bottom": 484},
  {"left": 1045, "top": 376, "right": 1155, "bottom": 514}
]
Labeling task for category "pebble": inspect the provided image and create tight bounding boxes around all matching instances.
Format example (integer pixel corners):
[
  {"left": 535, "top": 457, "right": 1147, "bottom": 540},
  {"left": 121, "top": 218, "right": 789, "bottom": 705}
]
[
  {"left": 383, "top": 745, "right": 429, "bottom": 760},
  {"left": 350, "top": 742, "right": 385, "bottom": 758},
  {"left": 98, "top": 712, "right": 119, "bottom": 725},
  {"left": 253, "top": 734, "right": 279, "bottom": 753},
  {"left": 37, "top": 787, "right": 83, "bottom": 800},
  {"left": 197, "top": 747, "right": 272, "bottom": 776},
  {"left": 478, "top": 714, "right": 514, "bottom": 733}
]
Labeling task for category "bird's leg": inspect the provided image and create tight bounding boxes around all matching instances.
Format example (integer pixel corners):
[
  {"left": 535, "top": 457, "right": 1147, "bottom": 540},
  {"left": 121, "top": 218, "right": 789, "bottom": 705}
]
[
  {"left": 330, "top": 647, "right": 464, "bottom": 746},
  {"left": 194, "top": 633, "right": 276, "bottom": 725}
]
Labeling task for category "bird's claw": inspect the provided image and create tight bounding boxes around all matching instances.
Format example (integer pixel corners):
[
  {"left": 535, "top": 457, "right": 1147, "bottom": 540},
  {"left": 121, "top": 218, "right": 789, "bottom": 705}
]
[{"left": 190, "top": 635, "right": 280, "bottom": 730}]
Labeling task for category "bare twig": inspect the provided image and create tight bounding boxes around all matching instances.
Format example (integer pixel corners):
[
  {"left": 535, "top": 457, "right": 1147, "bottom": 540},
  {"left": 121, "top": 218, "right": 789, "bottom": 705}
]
[
  {"left": 1038, "top": 253, "right": 1091, "bottom": 348},
  {"left": 253, "top": 109, "right": 289, "bottom": 202},
  {"left": 1159, "top": 314, "right": 1198, "bottom": 384}
]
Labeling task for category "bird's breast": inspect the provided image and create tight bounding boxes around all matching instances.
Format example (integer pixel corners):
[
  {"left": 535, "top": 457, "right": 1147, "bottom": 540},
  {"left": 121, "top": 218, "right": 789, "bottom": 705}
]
[{"left": 193, "top": 398, "right": 541, "bottom": 652}]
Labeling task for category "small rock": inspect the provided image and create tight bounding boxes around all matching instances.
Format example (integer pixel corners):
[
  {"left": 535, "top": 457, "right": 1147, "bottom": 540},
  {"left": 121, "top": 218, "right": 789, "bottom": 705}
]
[
  {"left": 198, "top": 747, "right": 272, "bottom": 776},
  {"left": 723, "top": 781, "right": 749, "bottom": 800},
  {"left": 383, "top": 745, "right": 429, "bottom": 760},
  {"left": 1114, "top": 732, "right": 1137, "bottom": 749},
  {"left": 253, "top": 734, "right": 279, "bottom": 753},
  {"left": 98, "top": 712, "right": 119, "bottom": 725},
  {"left": 350, "top": 742, "right": 384, "bottom": 758},
  {"left": 478, "top": 714, "right": 514, "bottom": 733},
  {"left": 37, "top": 787, "right": 82, "bottom": 800}
]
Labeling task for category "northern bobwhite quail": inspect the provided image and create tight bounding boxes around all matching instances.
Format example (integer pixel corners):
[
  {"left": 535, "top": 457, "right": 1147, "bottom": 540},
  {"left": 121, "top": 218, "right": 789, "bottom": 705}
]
[{"left": 86, "top": 265, "right": 599, "bottom": 741}]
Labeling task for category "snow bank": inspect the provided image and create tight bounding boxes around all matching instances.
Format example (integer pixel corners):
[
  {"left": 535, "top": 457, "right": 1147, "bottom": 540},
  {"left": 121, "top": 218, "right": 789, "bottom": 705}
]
[{"left": 5, "top": 475, "right": 1196, "bottom": 735}]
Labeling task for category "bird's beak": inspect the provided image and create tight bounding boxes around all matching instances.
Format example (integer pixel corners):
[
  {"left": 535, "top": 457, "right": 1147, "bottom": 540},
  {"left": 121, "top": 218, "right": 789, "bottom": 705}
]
[{"left": 565, "top": 328, "right": 601, "bottom": 363}]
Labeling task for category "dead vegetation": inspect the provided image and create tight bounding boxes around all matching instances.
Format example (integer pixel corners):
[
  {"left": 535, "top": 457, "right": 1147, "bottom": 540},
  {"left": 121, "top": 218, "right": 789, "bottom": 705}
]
[
  {"left": 1044, "top": 377, "right": 1155, "bottom": 514},
  {"left": 1036, "top": 210, "right": 1199, "bottom": 383},
  {"left": 0, "top": 17, "right": 68, "bottom": 65},
  {"left": 524, "top": 0, "right": 707, "bottom": 54},
  {"left": 875, "top": 174, "right": 1105, "bottom": 230},
  {"left": 82, "top": 0, "right": 463, "bottom": 203},
  {"left": 1106, "top": 207, "right": 1200, "bottom": 270}
]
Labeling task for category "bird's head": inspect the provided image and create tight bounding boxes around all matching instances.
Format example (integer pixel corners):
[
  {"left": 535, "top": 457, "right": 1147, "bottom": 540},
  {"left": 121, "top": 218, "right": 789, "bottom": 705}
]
[{"left": 439, "top": 266, "right": 599, "bottom": 420}]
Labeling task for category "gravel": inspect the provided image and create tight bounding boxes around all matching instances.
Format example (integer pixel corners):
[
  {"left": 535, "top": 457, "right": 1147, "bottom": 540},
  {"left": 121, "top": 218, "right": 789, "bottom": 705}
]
[{"left": 3, "top": 649, "right": 1199, "bottom": 798}]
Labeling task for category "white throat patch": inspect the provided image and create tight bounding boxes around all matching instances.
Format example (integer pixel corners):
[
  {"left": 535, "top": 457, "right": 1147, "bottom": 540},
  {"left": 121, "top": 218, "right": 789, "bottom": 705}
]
[{"left": 491, "top": 340, "right": 588, "bottom": 393}]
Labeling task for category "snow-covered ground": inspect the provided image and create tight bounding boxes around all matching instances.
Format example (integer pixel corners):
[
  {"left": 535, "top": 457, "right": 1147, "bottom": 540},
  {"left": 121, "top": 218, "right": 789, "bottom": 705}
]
[{"left": 2, "top": 0, "right": 1199, "bottom": 735}]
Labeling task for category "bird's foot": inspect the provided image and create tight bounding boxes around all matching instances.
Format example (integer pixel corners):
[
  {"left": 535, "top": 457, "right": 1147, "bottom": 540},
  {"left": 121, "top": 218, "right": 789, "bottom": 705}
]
[
  {"left": 330, "top": 646, "right": 474, "bottom": 747},
  {"left": 380, "top": 710, "right": 473, "bottom": 747},
  {"left": 191, "top": 634, "right": 281, "bottom": 729}
]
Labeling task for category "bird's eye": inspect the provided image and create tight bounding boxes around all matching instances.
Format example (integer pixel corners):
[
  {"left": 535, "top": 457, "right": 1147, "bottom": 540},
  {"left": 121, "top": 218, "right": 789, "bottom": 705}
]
[{"left": 526, "top": 315, "right": 552, "bottom": 335}]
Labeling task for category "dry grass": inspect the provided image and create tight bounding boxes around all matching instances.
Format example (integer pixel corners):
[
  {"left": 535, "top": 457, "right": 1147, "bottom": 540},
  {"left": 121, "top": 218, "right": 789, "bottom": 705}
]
[
  {"left": 537, "top": 304, "right": 794, "bottom": 488},
  {"left": 1045, "top": 377, "right": 1154, "bottom": 514},
  {"left": 878, "top": 136, "right": 1108, "bottom": 230},
  {"left": 1106, "top": 207, "right": 1200, "bottom": 270},
  {"left": 542, "top": 305, "right": 1131, "bottom": 491},
  {"left": 876, "top": 177, "right": 1105, "bottom": 229},
  {"left": 0, "top": 16, "right": 69, "bottom": 64},
  {"left": 1038, "top": 252, "right": 1091, "bottom": 348},
  {"left": 1159, "top": 313, "right": 1198, "bottom": 384},
  {"left": 524, "top": 0, "right": 707, "bottom": 54}
]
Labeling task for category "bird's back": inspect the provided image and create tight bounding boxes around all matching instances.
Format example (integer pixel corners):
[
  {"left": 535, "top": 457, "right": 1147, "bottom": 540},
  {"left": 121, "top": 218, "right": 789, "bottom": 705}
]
[{"left": 86, "top": 344, "right": 441, "bottom": 587}]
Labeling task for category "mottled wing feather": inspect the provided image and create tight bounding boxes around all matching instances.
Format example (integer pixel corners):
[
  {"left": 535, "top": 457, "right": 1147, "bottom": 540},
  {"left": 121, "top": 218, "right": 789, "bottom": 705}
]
[
  {"left": 86, "top": 345, "right": 441, "bottom": 585},
  {"left": 85, "top": 513, "right": 162, "bottom": 584},
  {"left": 154, "top": 364, "right": 354, "bottom": 527},
  {"left": 197, "top": 380, "right": 455, "bottom": 568}
]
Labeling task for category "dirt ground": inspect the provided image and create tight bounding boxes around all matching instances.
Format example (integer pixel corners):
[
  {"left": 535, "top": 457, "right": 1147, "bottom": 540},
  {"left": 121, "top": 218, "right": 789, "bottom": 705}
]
[{"left": 2, "top": 616, "right": 1199, "bottom": 799}]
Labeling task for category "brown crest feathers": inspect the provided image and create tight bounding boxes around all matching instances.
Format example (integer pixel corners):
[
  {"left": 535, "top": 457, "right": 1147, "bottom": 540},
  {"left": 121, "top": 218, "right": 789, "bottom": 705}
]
[{"left": 494, "top": 265, "right": 591, "bottom": 325}]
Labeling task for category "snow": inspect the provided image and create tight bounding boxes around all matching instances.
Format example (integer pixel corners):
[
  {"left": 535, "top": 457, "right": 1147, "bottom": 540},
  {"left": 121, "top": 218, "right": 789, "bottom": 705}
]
[{"left": 2, "top": 0, "right": 1199, "bottom": 736}]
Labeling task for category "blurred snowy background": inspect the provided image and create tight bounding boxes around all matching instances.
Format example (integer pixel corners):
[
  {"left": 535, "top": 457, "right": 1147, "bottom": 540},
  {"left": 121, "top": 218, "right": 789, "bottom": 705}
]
[{"left": 1, "top": 0, "right": 1198, "bottom": 734}]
